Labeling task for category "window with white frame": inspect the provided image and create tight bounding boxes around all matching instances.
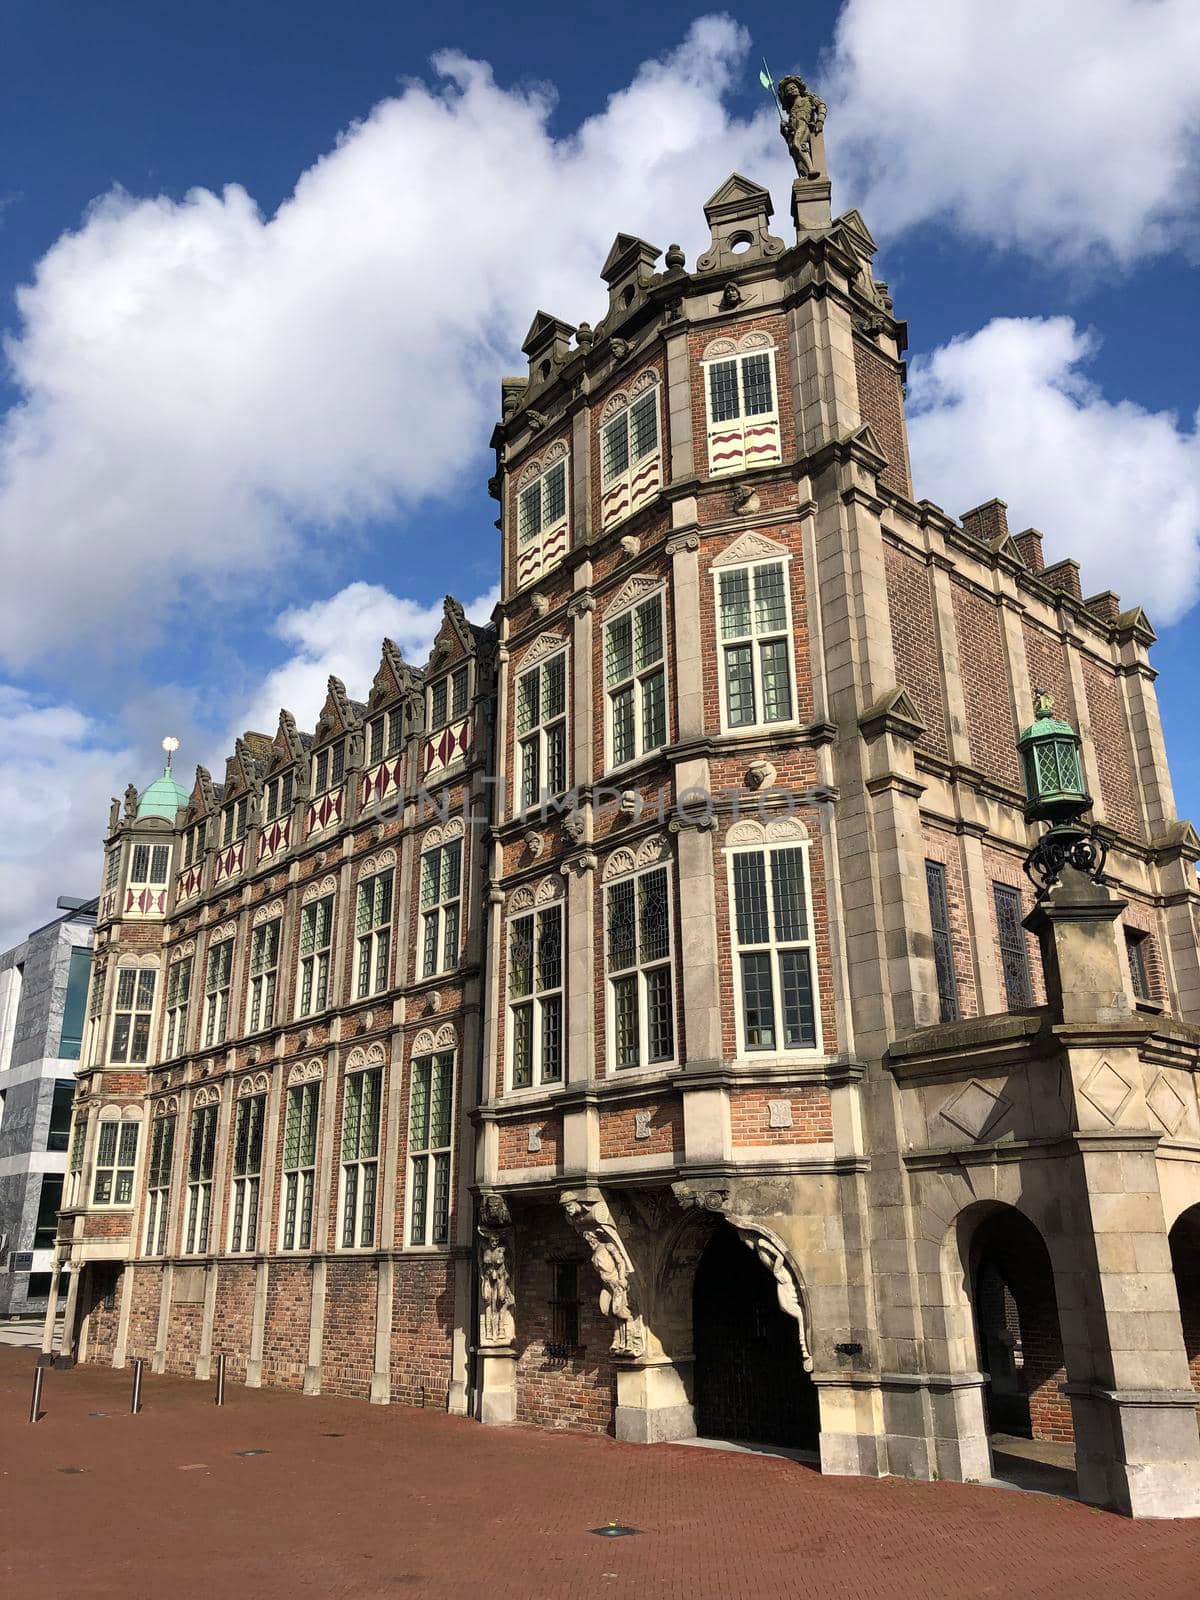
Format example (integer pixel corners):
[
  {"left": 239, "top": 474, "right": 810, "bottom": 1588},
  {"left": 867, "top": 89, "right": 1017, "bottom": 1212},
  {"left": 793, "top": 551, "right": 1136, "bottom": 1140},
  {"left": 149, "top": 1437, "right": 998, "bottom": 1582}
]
[
  {"left": 297, "top": 894, "right": 334, "bottom": 1016},
  {"left": 703, "top": 341, "right": 782, "bottom": 475},
  {"left": 203, "top": 937, "right": 234, "bottom": 1046},
  {"left": 280, "top": 1080, "right": 320, "bottom": 1250},
  {"left": 516, "top": 651, "right": 568, "bottom": 811},
  {"left": 430, "top": 666, "right": 469, "bottom": 731},
  {"left": 92, "top": 1119, "right": 139, "bottom": 1205},
  {"left": 264, "top": 769, "right": 294, "bottom": 822},
  {"left": 600, "top": 384, "right": 661, "bottom": 530},
  {"left": 110, "top": 968, "right": 156, "bottom": 1064},
  {"left": 246, "top": 918, "right": 281, "bottom": 1032},
  {"left": 340, "top": 1066, "right": 382, "bottom": 1248},
  {"left": 67, "top": 1113, "right": 87, "bottom": 1205},
  {"left": 420, "top": 840, "right": 462, "bottom": 978},
  {"left": 605, "top": 591, "right": 666, "bottom": 768},
  {"left": 229, "top": 1094, "right": 265, "bottom": 1253},
  {"left": 144, "top": 1113, "right": 176, "bottom": 1255},
  {"left": 716, "top": 559, "right": 796, "bottom": 729},
  {"left": 508, "top": 902, "right": 564, "bottom": 1088},
  {"left": 408, "top": 1052, "right": 453, "bottom": 1246},
  {"left": 184, "top": 1101, "right": 218, "bottom": 1253},
  {"left": 729, "top": 843, "right": 819, "bottom": 1054},
  {"left": 312, "top": 740, "right": 345, "bottom": 796},
  {"left": 515, "top": 453, "right": 569, "bottom": 587},
  {"left": 221, "top": 797, "right": 249, "bottom": 847},
  {"left": 163, "top": 955, "right": 192, "bottom": 1058},
  {"left": 367, "top": 707, "right": 404, "bottom": 765},
  {"left": 605, "top": 862, "right": 675, "bottom": 1068},
  {"left": 129, "top": 842, "right": 171, "bottom": 889},
  {"left": 355, "top": 870, "right": 393, "bottom": 998},
  {"left": 181, "top": 822, "right": 205, "bottom": 871},
  {"left": 104, "top": 848, "right": 121, "bottom": 891}
]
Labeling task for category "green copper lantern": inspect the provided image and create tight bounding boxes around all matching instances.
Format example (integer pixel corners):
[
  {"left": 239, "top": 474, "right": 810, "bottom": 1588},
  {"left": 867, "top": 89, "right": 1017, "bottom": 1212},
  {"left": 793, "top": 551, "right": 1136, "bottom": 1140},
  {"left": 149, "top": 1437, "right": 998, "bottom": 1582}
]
[{"left": 1017, "top": 690, "right": 1089, "bottom": 826}]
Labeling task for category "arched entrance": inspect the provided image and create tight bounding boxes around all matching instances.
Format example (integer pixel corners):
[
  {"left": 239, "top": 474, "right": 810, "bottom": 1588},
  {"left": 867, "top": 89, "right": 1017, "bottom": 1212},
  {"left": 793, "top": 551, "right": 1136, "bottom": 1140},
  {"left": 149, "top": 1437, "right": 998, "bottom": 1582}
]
[
  {"left": 967, "top": 1207, "right": 1070, "bottom": 1444},
  {"left": 691, "top": 1222, "right": 818, "bottom": 1449},
  {"left": 1168, "top": 1205, "right": 1200, "bottom": 1394}
]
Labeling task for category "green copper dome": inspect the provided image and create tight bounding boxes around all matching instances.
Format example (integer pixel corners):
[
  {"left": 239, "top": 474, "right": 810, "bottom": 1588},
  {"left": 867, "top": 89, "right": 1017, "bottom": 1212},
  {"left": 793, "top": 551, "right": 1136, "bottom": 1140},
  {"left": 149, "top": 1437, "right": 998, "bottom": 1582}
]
[{"left": 136, "top": 767, "right": 189, "bottom": 822}]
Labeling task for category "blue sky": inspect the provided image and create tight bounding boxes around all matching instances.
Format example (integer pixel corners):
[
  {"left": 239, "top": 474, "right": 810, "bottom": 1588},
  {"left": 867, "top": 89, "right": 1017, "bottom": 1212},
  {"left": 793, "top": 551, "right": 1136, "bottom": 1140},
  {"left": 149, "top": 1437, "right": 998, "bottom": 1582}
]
[{"left": 1, "top": 0, "right": 1197, "bottom": 944}]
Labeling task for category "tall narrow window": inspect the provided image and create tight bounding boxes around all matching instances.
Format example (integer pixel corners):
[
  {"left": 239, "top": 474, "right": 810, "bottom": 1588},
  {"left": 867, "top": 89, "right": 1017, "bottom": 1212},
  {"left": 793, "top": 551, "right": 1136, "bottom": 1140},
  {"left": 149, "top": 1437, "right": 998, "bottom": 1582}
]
[
  {"left": 600, "top": 385, "right": 661, "bottom": 530},
  {"left": 182, "top": 822, "right": 205, "bottom": 871},
  {"left": 34, "top": 1174, "right": 63, "bottom": 1250},
  {"left": 247, "top": 918, "right": 281, "bottom": 1032},
  {"left": 145, "top": 1114, "right": 176, "bottom": 1255},
  {"left": 993, "top": 884, "right": 1033, "bottom": 1010},
  {"left": 508, "top": 903, "right": 564, "bottom": 1088},
  {"left": 408, "top": 1052, "right": 453, "bottom": 1247},
  {"left": 104, "top": 849, "right": 121, "bottom": 891},
  {"left": 548, "top": 1260, "right": 580, "bottom": 1354},
  {"left": 281, "top": 1081, "right": 320, "bottom": 1250},
  {"left": 111, "top": 969, "right": 156, "bottom": 1063},
  {"left": 606, "top": 863, "right": 675, "bottom": 1069},
  {"left": 92, "top": 1120, "right": 139, "bottom": 1205},
  {"left": 129, "top": 843, "right": 171, "bottom": 888},
  {"left": 297, "top": 895, "right": 334, "bottom": 1016},
  {"left": 605, "top": 593, "right": 666, "bottom": 768},
  {"left": 229, "top": 1094, "right": 265, "bottom": 1253},
  {"left": 356, "top": 870, "right": 393, "bottom": 998},
  {"left": 516, "top": 652, "right": 568, "bottom": 811},
  {"left": 420, "top": 840, "right": 462, "bottom": 978},
  {"left": 163, "top": 955, "right": 192, "bottom": 1058},
  {"left": 204, "top": 938, "right": 233, "bottom": 1046},
  {"left": 704, "top": 344, "right": 782, "bottom": 474},
  {"left": 717, "top": 560, "right": 795, "bottom": 729},
  {"left": 729, "top": 845, "right": 819, "bottom": 1053},
  {"left": 925, "top": 861, "right": 959, "bottom": 1023},
  {"left": 430, "top": 667, "right": 470, "bottom": 731},
  {"left": 515, "top": 454, "right": 569, "bottom": 587},
  {"left": 46, "top": 1081, "right": 73, "bottom": 1152},
  {"left": 313, "top": 742, "right": 344, "bottom": 795},
  {"left": 340, "top": 1067, "right": 382, "bottom": 1248},
  {"left": 1125, "top": 929, "right": 1154, "bottom": 1003},
  {"left": 58, "top": 948, "right": 91, "bottom": 1059},
  {"left": 221, "top": 799, "right": 249, "bottom": 847},
  {"left": 264, "top": 770, "right": 294, "bottom": 821},
  {"left": 184, "top": 1102, "right": 218, "bottom": 1254},
  {"left": 368, "top": 710, "right": 404, "bottom": 763}
]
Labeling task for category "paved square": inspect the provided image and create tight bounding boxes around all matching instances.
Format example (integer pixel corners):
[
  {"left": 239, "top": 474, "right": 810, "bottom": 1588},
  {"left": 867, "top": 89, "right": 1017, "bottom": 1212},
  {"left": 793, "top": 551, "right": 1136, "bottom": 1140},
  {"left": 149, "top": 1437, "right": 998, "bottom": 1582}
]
[{"left": 2, "top": 1347, "right": 1198, "bottom": 1599}]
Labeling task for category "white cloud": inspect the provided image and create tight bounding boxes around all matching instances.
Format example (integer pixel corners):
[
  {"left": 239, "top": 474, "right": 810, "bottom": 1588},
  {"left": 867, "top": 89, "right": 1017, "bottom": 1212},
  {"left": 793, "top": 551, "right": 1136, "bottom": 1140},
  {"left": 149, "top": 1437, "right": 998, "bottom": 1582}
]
[
  {"left": 0, "top": 18, "right": 785, "bottom": 672},
  {"left": 907, "top": 316, "right": 1200, "bottom": 621},
  {"left": 0, "top": 686, "right": 132, "bottom": 948},
  {"left": 827, "top": 0, "right": 1200, "bottom": 266}
]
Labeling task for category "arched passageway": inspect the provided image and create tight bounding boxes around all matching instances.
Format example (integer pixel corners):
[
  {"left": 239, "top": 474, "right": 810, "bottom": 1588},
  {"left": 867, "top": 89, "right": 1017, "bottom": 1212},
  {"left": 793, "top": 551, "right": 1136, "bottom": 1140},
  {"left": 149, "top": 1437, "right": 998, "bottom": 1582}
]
[
  {"left": 691, "top": 1223, "right": 818, "bottom": 1450},
  {"left": 968, "top": 1207, "right": 1071, "bottom": 1444},
  {"left": 1168, "top": 1205, "right": 1200, "bottom": 1394}
]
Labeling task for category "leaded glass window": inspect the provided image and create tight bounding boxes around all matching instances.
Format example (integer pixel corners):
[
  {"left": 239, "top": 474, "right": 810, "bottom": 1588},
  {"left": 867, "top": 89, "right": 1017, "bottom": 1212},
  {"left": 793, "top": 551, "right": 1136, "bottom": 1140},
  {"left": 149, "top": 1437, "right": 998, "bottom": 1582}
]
[
  {"left": 1125, "top": 929, "right": 1153, "bottom": 1003},
  {"left": 408, "top": 1052, "right": 453, "bottom": 1247},
  {"left": 145, "top": 1114, "right": 175, "bottom": 1255},
  {"left": 111, "top": 967, "right": 156, "bottom": 1063},
  {"left": 229, "top": 1094, "right": 265, "bottom": 1252},
  {"left": 281, "top": 1081, "right": 320, "bottom": 1250},
  {"left": 993, "top": 884, "right": 1034, "bottom": 1010},
  {"left": 420, "top": 840, "right": 462, "bottom": 979},
  {"left": 264, "top": 770, "right": 294, "bottom": 821},
  {"left": 184, "top": 1102, "right": 218, "bottom": 1254},
  {"left": 356, "top": 869, "right": 393, "bottom": 999},
  {"left": 508, "top": 903, "right": 564, "bottom": 1088},
  {"left": 925, "top": 861, "right": 959, "bottom": 1023},
  {"left": 297, "top": 894, "right": 334, "bottom": 1017},
  {"left": 247, "top": 918, "right": 280, "bottom": 1033},
  {"left": 717, "top": 559, "right": 795, "bottom": 730},
  {"left": 518, "top": 460, "right": 567, "bottom": 545},
  {"left": 516, "top": 650, "right": 568, "bottom": 812},
  {"left": 704, "top": 346, "right": 782, "bottom": 475},
  {"left": 605, "top": 592, "right": 666, "bottom": 768},
  {"left": 729, "top": 845, "right": 819, "bottom": 1053},
  {"left": 92, "top": 1120, "right": 139, "bottom": 1206},
  {"left": 129, "top": 843, "right": 171, "bottom": 886},
  {"left": 605, "top": 863, "right": 675, "bottom": 1069},
  {"left": 204, "top": 937, "right": 234, "bottom": 1045},
  {"left": 600, "top": 387, "right": 661, "bottom": 523},
  {"left": 340, "top": 1067, "right": 382, "bottom": 1248},
  {"left": 163, "top": 954, "right": 192, "bottom": 1058}
]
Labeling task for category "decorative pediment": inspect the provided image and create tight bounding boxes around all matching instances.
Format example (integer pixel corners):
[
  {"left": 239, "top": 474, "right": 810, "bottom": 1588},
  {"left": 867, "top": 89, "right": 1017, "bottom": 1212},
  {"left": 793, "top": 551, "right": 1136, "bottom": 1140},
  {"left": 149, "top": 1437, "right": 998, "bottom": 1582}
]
[
  {"left": 301, "top": 873, "right": 338, "bottom": 905},
  {"left": 702, "top": 173, "right": 773, "bottom": 222},
  {"left": 1115, "top": 605, "right": 1157, "bottom": 645},
  {"left": 516, "top": 437, "right": 568, "bottom": 490},
  {"left": 287, "top": 1057, "right": 324, "bottom": 1084},
  {"left": 236, "top": 1072, "right": 270, "bottom": 1098},
  {"left": 346, "top": 1041, "right": 387, "bottom": 1071},
  {"left": 602, "top": 572, "right": 663, "bottom": 618},
  {"left": 314, "top": 675, "right": 358, "bottom": 744},
  {"left": 600, "top": 233, "right": 661, "bottom": 285},
  {"left": 522, "top": 309, "right": 576, "bottom": 356},
  {"left": 367, "top": 637, "right": 421, "bottom": 712},
  {"left": 187, "top": 765, "right": 216, "bottom": 821},
  {"left": 725, "top": 816, "right": 810, "bottom": 847},
  {"left": 834, "top": 207, "right": 878, "bottom": 255},
  {"left": 518, "top": 631, "right": 567, "bottom": 670},
  {"left": 427, "top": 596, "right": 476, "bottom": 673},
  {"left": 858, "top": 686, "right": 927, "bottom": 744},
  {"left": 357, "top": 848, "right": 397, "bottom": 879},
  {"left": 252, "top": 897, "right": 285, "bottom": 927},
  {"left": 710, "top": 531, "right": 791, "bottom": 569},
  {"left": 270, "top": 711, "right": 306, "bottom": 771},
  {"left": 413, "top": 1022, "right": 457, "bottom": 1057},
  {"left": 846, "top": 423, "right": 887, "bottom": 468}
]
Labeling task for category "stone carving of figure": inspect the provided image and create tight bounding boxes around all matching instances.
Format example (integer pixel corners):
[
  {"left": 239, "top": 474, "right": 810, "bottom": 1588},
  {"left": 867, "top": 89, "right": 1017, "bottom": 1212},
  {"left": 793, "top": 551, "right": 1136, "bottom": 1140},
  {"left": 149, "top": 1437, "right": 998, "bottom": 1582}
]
[
  {"left": 123, "top": 782, "right": 139, "bottom": 820},
  {"left": 109, "top": 796, "right": 121, "bottom": 833},
  {"left": 742, "top": 1231, "right": 815, "bottom": 1372},
  {"left": 479, "top": 1231, "right": 515, "bottom": 1345},
  {"left": 778, "top": 75, "right": 827, "bottom": 180},
  {"left": 562, "top": 1193, "right": 646, "bottom": 1358}
]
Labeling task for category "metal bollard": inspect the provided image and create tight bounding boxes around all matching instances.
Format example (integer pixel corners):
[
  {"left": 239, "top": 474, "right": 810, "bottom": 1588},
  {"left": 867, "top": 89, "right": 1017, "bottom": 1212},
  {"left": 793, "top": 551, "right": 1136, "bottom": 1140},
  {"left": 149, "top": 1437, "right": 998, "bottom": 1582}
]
[
  {"left": 29, "top": 1365, "right": 44, "bottom": 1423},
  {"left": 215, "top": 1352, "right": 226, "bottom": 1407},
  {"left": 130, "top": 1357, "right": 143, "bottom": 1415}
]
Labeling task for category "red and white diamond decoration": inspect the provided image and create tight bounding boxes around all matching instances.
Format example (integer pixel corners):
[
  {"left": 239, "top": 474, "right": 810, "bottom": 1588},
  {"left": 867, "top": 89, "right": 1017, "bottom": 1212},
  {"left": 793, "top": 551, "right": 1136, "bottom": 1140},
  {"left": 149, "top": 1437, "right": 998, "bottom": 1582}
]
[
  {"left": 423, "top": 717, "right": 471, "bottom": 778},
  {"left": 213, "top": 841, "right": 245, "bottom": 884},
  {"left": 124, "top": 884, "right": 168, "bottom": 918},
  {"left": 175, "top": 863, "right": 203, "bottom": 902},
  {"left": 306, "top": 786, "right": 344, "bottom": 838},
  {"left": 257, "top": 816, "right": 291, "bottom": 864},
  {"left": 361, "top": 758, "right": 404, "bottom": 809}
]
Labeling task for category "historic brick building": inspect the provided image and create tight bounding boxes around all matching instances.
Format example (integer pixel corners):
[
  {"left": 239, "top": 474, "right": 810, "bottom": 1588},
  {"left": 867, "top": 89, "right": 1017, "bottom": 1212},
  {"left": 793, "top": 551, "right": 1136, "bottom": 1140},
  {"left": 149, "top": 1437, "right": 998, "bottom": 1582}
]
[{"left": 44, "top": 92, "right": 1200, "bottom": 1517}]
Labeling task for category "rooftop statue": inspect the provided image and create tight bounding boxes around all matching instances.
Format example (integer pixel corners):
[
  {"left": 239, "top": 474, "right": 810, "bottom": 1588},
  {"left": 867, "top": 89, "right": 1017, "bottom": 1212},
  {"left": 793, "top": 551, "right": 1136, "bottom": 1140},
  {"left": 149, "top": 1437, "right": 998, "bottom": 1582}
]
[{"left": 778, "top": 74, "right": 827, "bottom": 180}]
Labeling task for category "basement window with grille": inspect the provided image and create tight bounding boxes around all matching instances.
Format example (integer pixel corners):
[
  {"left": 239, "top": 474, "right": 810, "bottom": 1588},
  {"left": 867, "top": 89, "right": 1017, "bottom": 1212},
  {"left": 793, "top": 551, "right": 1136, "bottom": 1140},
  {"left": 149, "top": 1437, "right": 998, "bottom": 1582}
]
[{"left": 545, "top": 1259, "right": 581, "bottom": 1359}]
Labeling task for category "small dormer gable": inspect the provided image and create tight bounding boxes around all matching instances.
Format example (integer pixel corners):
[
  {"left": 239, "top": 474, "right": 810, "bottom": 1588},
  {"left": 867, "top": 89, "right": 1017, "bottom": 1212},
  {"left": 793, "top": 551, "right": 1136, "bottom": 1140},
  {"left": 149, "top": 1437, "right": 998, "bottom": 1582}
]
[
  {"left": 697, "top": 174, "right": 784, "bottom": 273},
  {"left": 522, "top": 311, "right": 576, "bottom": 391},
  {"left": 313, "top": 675, "right": 357, "bottom": 745},
  {"left": 599, "top": 233, "right": 661, "bottom": 324}
]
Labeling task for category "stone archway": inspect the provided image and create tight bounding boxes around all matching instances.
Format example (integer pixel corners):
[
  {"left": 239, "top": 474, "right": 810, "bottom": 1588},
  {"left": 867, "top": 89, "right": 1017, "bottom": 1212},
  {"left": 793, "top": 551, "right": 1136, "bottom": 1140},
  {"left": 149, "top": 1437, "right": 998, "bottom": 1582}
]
[
  {"left": 1168, "top": 1205, "right": 1200, "bottom": 1395},
  {"left": 691, "top": 1221, "right": 819, "bottom": 1449}
]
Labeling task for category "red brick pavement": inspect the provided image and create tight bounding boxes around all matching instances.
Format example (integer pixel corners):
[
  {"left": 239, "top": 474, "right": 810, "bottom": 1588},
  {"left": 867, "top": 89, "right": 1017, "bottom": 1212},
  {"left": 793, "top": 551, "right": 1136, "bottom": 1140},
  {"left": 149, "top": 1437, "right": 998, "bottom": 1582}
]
[{"left": 2, "top": 1346, "right": 1198, "bottom": 1600}]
